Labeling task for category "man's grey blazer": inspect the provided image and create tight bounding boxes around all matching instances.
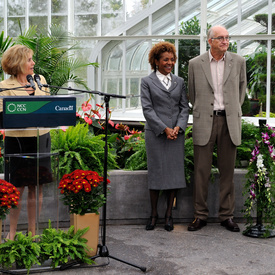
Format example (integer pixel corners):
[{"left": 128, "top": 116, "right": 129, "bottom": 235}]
[{"left": 188, "top": 51, "right": 247, "bottom": 146}]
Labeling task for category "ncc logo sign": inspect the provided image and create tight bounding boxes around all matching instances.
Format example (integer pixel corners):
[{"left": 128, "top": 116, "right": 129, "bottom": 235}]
[{"left": 7, "top": 103, "right": 27, "bottom": 113}]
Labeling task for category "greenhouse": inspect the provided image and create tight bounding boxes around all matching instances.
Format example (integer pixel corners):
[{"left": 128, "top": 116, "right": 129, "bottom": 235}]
[
  {"left": 0, "top": 0, "right": 275, "bottom": 126},
  {"left": 1, "top": 1, "right": 275, "bottom": 274}
]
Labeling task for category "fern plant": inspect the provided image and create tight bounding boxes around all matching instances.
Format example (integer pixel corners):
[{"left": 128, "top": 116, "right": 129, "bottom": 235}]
[
  {"left": 124, "top": 133, "right": 147, "bottom": 170},
  {"left": 39, "top": 221, "right": 94, "bottom": 268},
  {"left": 51, "top": 123, "right": 117, "bottom": 178},
  {"left": 0, "top": 232, "right": 41, "bottom": 274}
]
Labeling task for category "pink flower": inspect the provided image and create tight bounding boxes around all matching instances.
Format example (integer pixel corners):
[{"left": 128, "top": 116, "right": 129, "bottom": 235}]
[
  {"left": 108, "top": 120, "right": 114, "bottom": 127},
  {"left": 124, "top": 135, "right": 132, "bottom": 141},
  {"left": 84, "top": 116, "right": 93, "bottom": 125},
  {"left": 81, "top": 101, "right": 92, "bottom": 111}
]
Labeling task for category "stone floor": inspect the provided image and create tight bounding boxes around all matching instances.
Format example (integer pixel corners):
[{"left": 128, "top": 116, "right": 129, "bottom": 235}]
[{"left": 2, "top": 222, "right": 275, "bottom": 275}]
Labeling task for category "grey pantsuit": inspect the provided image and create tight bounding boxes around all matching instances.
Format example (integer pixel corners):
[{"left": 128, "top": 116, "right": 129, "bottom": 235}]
[{"left": 141, "top": 72, "right": 189, "bottom": 190}]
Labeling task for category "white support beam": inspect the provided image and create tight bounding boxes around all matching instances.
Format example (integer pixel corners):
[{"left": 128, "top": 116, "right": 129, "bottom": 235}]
[{"left": 200, "top": 0, "right": 207, "bottom": 54}]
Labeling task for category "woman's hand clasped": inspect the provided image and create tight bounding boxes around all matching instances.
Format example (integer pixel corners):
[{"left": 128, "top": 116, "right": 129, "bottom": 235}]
[{"left": 165, "top": 126, "right": 180, "bottom": 140}]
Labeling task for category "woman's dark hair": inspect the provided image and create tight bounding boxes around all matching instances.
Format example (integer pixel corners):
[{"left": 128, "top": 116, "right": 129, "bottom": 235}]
[{"left": 148, "top": 41, "right": 177, "bottom": 71}]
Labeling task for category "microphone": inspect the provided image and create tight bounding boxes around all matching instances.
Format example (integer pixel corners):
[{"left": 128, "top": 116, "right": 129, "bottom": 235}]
[
  {"left": 26, "top": 74, "right": 36, "bottom": 90},
  {"left": 34, "top": 74, "right": 43, "bottom": 90}
]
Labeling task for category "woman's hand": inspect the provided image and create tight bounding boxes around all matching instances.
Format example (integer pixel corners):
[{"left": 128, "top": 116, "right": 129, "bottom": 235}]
[{"left": 165, "top": 127, "right": 179, "bottom": 140}]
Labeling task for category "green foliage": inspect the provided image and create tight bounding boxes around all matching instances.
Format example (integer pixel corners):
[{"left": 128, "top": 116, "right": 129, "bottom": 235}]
[
  {"left": 254, "top": 13, "right": 275, "bottom": 48},
  {"left": 242, "top": 93, "right": 251, "bottom": 116},
  {"left": 258, "top": 94, "right": 275, "bottom": 113},
  {"left": 236, "top": 120, "right": 259, "bottom": 167},
  {"left": 245, "top": 45, "right": 270, "bottom": 99},
  {"left": 0, "top": 221, "right": 94, "bottom": 272},
  {"left": 0, "top": 31, "right": 14, "bottom": 79},
  {"left": 0, "top": 232, "right": 41, "bottom": 274},
  {"left": 255, "top": 111, "right": 275, "bottom": 118},
  {"left": 124, "top": 133, "right": 147, "bottom": 170},
  {"left": 39, "top": 221, "right": 94, "bottom": 268},
  {"left": 15, "top": 24, "right": 98, "bottom": 95},
  {"left": 183, "top": 126, "right": 194, "bottom": 185},
  {"left": 50, "top": 123, "right": 117, "bottom": 179}
]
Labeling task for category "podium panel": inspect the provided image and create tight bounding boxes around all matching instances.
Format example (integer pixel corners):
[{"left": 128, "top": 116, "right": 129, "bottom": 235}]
[
  {"left": 2, "top": 96, "right": 76, "bottom": 128},
  {"left": 0, "top": 95, "right": 77, "bottom": 241}
]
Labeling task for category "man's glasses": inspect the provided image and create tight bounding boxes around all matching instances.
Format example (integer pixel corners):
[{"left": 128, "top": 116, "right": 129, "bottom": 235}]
[{"left": 211, "top": 36, "right": 231, "bottom": 41}]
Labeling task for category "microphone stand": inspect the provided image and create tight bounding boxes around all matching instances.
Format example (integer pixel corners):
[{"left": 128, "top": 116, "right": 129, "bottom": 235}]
[
  {"left": 39, "top": 85, "right": 147, "bottom": 272},
  {"left": 0, "top": 85, "right": 33, "bottom": 92}
]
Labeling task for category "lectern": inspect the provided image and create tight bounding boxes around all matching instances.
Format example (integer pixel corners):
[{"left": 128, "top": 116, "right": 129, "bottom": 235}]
[{"left": 1, "top": 95, "right": 76, "bottom": 239}]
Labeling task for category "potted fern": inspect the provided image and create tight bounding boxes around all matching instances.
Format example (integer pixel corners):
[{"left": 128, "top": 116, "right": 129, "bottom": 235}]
[
  {"left": 0, "top": 232, "right": 40, "bottom": 274},
  {"left": 39, "top": 221, "right": 94, "bottom": 268}
]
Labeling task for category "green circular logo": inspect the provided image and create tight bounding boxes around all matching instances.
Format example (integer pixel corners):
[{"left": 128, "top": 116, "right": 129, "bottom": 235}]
[{"left": 7, "top": 103, "right": 16, "bottom": 112}]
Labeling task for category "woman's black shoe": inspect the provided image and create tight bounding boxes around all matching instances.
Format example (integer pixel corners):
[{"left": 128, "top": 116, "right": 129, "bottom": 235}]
[
  {"left": 164, "top": 216, "right": 174, "bottom": 232},
  {"left": 145, "top": 215, "right": 158, "bottom": 230}
]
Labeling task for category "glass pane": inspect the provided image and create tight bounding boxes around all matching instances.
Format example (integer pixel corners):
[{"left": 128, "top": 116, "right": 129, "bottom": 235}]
[
  {"left": 242, "top": 39, "right": 267, "bottom": 117},
  {"left": 130, "top": 43, "right": 149, "bottom": 71},
  {"left": 107, "top": 44, "right": 122, "bottom": 71},
  {"left": 129, "top": 78, "right": 140, "bottom": 108},
  {"left": 51, "top": 16, "right": 67, "bottom": 30},
  {"left": 7, "top": 18, "right": 25, "bottom": 37},
  {"left": 30, "top": 17, "right": 48, "bottom": 30},
  {"left": 102, "top": 13, "right": 124, "bottom": 35},
  {"left": 75, "top": 15, "right": 97, "bottom": 36},
  {"left": 102, "top": 0, "right": 123, "bottom": 13},
  {"left": 126, "top": 0, "right": 149, "bottom": 19},
  {"left": 75, "top": 0, "right": 98, "bottom": 13},
  {"left": 7, "top": 0, "right": 25, "bottom": 16},
  {"left": 51, "top": 0, "right": 67, "bottom": 14},
  {"left": 30, "top": 0, "right": 48, "bottom": 14}
]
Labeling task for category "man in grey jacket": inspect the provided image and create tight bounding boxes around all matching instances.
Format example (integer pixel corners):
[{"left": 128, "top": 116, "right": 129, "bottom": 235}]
[{"left": 188, "top": 25, "right": 247, "bottom": 232}]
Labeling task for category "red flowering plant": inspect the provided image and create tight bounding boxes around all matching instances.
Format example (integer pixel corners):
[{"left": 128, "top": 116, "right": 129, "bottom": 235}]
[
  {"left": 76, "top": 95, "right": 114, "bottom": 134},
  {"left": 0, "top": 179, "right": 20, "bottom": 220},
  {"left": 58, "top": 169, "right": 110, "bottom": 215}
]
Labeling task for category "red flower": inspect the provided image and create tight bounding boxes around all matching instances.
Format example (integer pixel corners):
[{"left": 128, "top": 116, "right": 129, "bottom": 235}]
[
  {"left": 59, "top": 169, "right": 110, "bottom": 215},
  {"left": 0, "top": 179, "right": 20, "bottom": 220}
]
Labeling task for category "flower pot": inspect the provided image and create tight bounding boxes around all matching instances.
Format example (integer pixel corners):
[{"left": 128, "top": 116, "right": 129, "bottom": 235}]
[{"left": 70, "top": 213, "right": 99, "bottom": 256}]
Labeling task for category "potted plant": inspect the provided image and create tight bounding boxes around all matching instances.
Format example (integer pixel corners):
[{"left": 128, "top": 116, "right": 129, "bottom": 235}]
[
  {"left": 242, "top": 124, "right": 275, "bottom": 237},
  {"left": 58, "top": 169, "right": 110, "bottom": 256},
  {"left": 39, "top": 221, "right": 94, "bottom": 268},
  {"left": 0, "top": 179, "right": 20, "bottom": 242},
  {"left": 0, "top": 232, "right": 40, "bottom": 274}
]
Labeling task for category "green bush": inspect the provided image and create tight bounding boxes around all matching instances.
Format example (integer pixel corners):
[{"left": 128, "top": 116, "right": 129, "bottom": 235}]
[
  {"left": 39, "top": 221, "right": 94, "bottom": 268},
  {"left": 50, "top": 123, "right": 117, "bottom": 179},
  {"left": 0, "top": 232, "right": 41, "bottom": 274}
]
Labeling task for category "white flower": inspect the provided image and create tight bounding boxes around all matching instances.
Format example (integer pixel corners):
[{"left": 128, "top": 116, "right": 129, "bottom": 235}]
[{"left": 256, "top": 154, "right": 264, "bottom": 170}]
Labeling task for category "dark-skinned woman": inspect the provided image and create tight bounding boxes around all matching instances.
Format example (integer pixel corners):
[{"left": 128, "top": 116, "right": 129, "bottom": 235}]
[{"left": 140, "top": 41, "right": 189, "bottom": 231}]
